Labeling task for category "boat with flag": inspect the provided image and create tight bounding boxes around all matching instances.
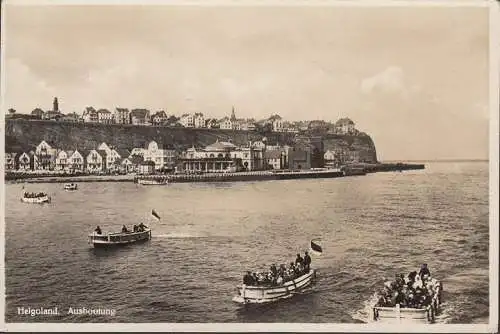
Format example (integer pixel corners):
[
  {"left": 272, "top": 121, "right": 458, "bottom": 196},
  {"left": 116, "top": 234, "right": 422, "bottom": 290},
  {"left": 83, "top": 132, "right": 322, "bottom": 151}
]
[
  {"left": 21, "top": 192, "right": 51, "bottom": 204},
  {"left": 232, "top": 239, "right": 322, "bottom": 305},
  {"left": 88, "top": 209, "right": 161, "bottom": 248}
]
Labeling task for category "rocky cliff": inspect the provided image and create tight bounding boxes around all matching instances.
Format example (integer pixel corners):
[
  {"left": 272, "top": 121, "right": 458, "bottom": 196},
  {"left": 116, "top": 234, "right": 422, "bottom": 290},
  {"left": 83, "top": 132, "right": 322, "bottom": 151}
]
[{"left": 4, "top": 120, "right": 378, "bottom": 162}]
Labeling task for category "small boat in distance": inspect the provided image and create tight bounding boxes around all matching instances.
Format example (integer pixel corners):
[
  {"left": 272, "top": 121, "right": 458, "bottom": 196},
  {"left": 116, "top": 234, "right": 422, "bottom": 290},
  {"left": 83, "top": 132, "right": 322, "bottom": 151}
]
[
  {"left": 21, "top": 192, "right": 51, "bottom": 204},
  {"left": 88, "top": 209, "right": 161, "bottom": 248},
  {"left": 88, "top": 226, "right": 152, "bottom": 248},
  {"left": 64, "top": 183, "right": 78, "bottom": 191},
  {"left": 137, "top": 177, "right": 169, "bottom": 185}
]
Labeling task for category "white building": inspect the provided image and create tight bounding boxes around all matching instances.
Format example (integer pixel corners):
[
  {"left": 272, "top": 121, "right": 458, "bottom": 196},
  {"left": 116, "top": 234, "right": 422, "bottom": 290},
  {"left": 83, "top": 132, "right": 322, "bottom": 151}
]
[
  {"left": 97, "top": 109, "right": 113, "bottom": 124},
  {"left": 268, "top": 115, "right": 284, "bottom": 132},
  {"left": 194, "top": 113, "right": 205, "bottom": 128},
  {"left": 34, "top": 140, "right": 57, "bottom": 170},
  {"left": 85, "top": 150, "right": 104, "bottom": 173},
  {"left": 68, "top": 150, "right": 85, "bottom": 172},
  {"left": 219, "top": 117, "right": 232, "bottom": 130},
  {"left": 335, "top": 118, "right": 355, "bottom": 134},
  {"left": 114, "top": 108, "right": 131, "bottom": 124},
  {"left": 180, "top": 114, "right": 195, "bottom": 128},
  {"left": 143, "top": 141, "right": 177, "bottom": 170}
]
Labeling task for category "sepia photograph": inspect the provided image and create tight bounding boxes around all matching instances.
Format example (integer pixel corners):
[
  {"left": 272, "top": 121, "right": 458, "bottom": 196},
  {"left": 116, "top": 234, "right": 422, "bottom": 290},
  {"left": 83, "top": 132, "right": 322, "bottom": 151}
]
[{"left": 1, "top": 0, "right": 498, "bottom": 332}]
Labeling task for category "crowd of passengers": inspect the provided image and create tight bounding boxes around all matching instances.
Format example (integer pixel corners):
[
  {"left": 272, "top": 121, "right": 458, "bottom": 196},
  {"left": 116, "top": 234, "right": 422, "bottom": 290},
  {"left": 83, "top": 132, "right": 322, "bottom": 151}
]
[
  {"left": 377, "top": 264, "right": 441, "bottom": 309},
  {"left": 242, "top": 251, "right": 312, "bottom": 286},
  {"left": 23, "top": 192, "right": 47, "bottom": 198}
]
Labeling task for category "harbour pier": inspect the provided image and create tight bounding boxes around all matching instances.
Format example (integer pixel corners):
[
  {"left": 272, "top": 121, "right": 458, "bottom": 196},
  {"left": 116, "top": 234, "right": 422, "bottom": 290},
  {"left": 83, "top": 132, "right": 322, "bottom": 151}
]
[{"left": 135, "top": 169, "right": 345, "bottom": 183}]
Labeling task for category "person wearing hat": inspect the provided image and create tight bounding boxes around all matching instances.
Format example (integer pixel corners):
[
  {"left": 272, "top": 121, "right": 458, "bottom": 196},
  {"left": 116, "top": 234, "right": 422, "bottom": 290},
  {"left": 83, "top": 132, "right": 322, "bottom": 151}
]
[
  {"left": 304, "top": 251, "right": 312, "bottom": 272},
  {"left": 295, "top": 253, "right": 304, "bottom": 266},
  {"left": 243, "top": 271, "right": 254, "bottom": 285},
  {"left": 419, "top": 263, "right": 431, "bottom": 279}
]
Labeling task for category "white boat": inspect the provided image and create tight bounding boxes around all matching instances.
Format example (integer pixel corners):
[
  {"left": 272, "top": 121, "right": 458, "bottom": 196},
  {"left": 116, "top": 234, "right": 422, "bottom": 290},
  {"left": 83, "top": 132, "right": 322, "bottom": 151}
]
[
  {"left": 88, "top": 228, "right": 152, "bottom": 248},
  {"left": 64, "top": 183, "right": 78, "bottom": 190},
  {"left": 21, "top": 193, "right": 51, "bottom": 204},
  {"left": 232, "top": 269, "right": 316, "bottom": 304},
  {"left": 137, "top": 178, "right": 169, "bottom": 185},
  {"left": 372, "top": 277, "right": 443, "bottom": 324}
]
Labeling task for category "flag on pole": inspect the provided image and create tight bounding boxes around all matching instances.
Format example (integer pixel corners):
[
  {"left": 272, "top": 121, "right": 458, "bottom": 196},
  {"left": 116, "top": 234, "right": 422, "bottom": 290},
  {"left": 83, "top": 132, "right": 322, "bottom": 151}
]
[
  {"left": 152, "top": 209, "right": 161, "bottom": 220},
  {"left": 310, "top": 238, "right": 323, "bottom": 256}
]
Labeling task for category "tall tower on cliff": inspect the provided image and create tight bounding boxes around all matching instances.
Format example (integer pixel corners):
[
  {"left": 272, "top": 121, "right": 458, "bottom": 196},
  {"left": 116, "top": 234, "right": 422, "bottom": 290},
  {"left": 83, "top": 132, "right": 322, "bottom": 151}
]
[
  {"left": 230, "top": 106, "right": 236, "bottom": 121},
  {"left": 53, "top": 97, "right": 59, "bottom": 112}
]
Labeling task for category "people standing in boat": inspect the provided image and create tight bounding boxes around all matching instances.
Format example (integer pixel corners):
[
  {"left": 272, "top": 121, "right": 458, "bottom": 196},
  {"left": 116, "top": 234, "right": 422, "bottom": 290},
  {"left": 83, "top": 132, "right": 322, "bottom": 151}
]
[
  {"left": 122, "top": 225, "right": 129, "bottom": 233},
  {"left": 133, "top": 225, "right": 138, "bottom": 232},
  {"left": 243, "top": 271, "right": 254, "bottom": 285},
  {"left": 419, "top": 264, "right": 431, "bottom": 279},
  {"left": 138, "top": 222, "right": 147, "bottom": 231},
  {"left": 303, "top": 251, "right": 311, "bottom": 272},
  {"left": 94, "top": 226, "right": 102, "bottom": 235},
  {"left": 295, "top": 253, "right": 304, "bottom": 265}
]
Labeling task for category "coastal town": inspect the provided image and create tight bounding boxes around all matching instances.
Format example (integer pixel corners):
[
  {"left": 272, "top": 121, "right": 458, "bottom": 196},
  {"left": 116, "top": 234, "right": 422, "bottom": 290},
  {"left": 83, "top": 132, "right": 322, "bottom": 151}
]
[{"left": 5, "top": 97, "right": 371, "bottom": 176}]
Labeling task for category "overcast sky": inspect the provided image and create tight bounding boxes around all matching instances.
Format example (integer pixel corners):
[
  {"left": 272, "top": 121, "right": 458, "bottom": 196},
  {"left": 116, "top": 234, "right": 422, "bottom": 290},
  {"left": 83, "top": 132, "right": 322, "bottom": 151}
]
[{"left": 2, "top": 4, "right": 491, "bottom": 161}]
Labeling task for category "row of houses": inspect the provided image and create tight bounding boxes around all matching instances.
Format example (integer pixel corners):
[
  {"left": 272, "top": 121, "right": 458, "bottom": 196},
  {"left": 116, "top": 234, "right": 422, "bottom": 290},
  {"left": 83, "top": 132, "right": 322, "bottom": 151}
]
[
  {"left": 11, "top": 97, "right": 359, "bottom": 135},
  {"left": 5, "top": 140, "right": 177, "bottom": 174},
  {"left": 5, "top": 139, "right": 364, "bottom": 174}
]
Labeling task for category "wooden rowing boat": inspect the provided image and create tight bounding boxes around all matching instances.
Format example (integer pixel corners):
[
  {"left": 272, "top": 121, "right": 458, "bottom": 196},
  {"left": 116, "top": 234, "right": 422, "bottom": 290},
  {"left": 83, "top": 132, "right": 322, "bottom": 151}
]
[
  {"left": 21, "top": 194, "right": 51, "bottom": 204},
  {"left": 88, "top": 228, "right": 152, "bottom": 248},
  {"left": 64, "top": 183, "right": 78, "bottom": 190},
  {"left": 372, "top": 279, "right": 443, "bottom": 323},
  {"left": 232, "top": 269, "right": 316, "bottom": 304}
]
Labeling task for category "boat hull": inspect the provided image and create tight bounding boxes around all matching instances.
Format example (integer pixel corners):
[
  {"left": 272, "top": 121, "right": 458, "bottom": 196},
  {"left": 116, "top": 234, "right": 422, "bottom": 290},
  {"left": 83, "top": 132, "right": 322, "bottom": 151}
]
[
  {"left": 88, "top": 229, "right": 152, "bottom": 248},
  {"left": 372, "top": 282, "right": 442, "bottom": 324},
  {"left": 64, "top": 184, "right": 78, "bottom": 190},
  {"left": 373, "top": 304, "right": 437, "bottom": 324},
  {"left": 232, "top": 269, "right": 315, "bottom": 304},
  {"left": 21, "top": 196, "right": 51, "bottom": 204}
]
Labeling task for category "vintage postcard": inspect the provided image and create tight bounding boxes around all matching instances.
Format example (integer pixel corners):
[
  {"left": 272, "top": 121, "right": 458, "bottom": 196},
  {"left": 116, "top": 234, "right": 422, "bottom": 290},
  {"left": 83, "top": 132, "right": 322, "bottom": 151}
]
[{"left": 1, "top": 0, "right": 498, "bottom": 332}]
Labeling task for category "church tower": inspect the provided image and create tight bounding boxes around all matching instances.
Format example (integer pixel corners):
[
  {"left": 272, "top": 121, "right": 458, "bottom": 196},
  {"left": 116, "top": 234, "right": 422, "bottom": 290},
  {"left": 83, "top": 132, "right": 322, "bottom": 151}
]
[
  {"left": 53, "top": 97, "right": 59, "bottom": 112},
  {"left": 230, "top": 106, "right": 236, "bottom": 121}
]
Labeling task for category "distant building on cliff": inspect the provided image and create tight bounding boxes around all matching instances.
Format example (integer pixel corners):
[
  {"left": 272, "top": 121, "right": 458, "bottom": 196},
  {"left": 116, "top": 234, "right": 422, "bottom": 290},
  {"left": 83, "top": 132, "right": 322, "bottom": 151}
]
[
  {"left": 114, "top": 108, "right": 131, "bottom": 124},
  {"left": 31, "top": 108, "right": 45, "bottom": 120},
  {"left": 335, "top": 118, "right": 356, "bottom": 134},
  {"left": 97, "top": 109, "right": 113, "bottom": 124},
  {"left": 180, "top": 113, "right": 194, "bottom": 128},
  {"left": 151, "top": 110, "right": 168, "bottom": 126},
  {"left": 130, "top": 109, "right": 151, "bottom": 125},
  {"left": 82, "top": 107, "right": 99, "bottom": 123}
]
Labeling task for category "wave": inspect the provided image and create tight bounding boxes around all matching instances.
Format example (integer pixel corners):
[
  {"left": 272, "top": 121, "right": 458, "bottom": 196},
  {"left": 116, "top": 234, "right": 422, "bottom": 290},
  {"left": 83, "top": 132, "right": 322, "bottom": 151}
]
[{"left": 154, "top": 232, "right": 209, "bottom": 239}]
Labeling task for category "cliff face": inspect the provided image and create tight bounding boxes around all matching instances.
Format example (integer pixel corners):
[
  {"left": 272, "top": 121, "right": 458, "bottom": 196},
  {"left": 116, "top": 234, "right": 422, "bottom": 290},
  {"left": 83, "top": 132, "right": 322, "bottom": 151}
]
[
  {"left": 323, "top": 133, "right": 378, "bottom": 163},
  {"left": 5, "top": 120, "right": 377, "bottom": 162}
]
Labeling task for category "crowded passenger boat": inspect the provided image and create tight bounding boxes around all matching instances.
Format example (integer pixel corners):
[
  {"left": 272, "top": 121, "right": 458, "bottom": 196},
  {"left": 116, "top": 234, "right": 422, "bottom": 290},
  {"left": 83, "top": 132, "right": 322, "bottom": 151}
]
[
  {"left": 64, "top": 183, "right": 78, "bottom": 190},
  {"left": 372, "top": 264, "right": 443, "bottom": 324},
  {"left": 88, "top": 223, "right": 151, "bottom": 248},
  {"left": 21, "top": 192, "right": 51, "bottom": 204},
  {"left": 232, "top": 252, "right": 315, "bottom": 304}
]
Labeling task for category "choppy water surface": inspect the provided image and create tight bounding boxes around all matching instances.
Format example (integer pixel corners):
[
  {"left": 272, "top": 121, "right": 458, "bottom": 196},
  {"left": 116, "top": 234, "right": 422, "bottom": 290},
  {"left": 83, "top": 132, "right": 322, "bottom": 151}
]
[{"left": 4, "top": 162, "right": 489, "bottom": 323}]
